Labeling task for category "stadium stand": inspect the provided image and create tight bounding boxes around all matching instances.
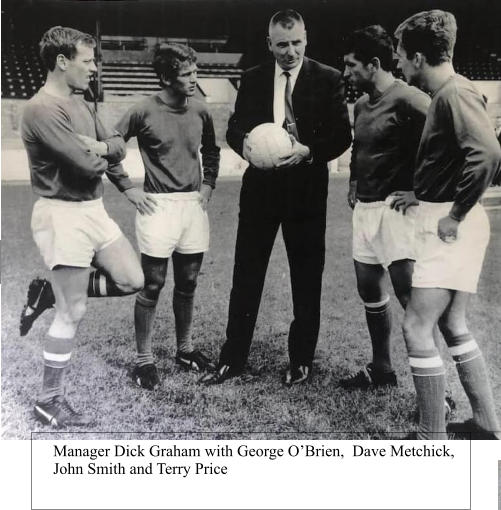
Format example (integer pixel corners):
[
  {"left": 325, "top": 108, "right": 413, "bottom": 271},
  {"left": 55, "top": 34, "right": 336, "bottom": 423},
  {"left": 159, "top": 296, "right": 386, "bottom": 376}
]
[
  {"left": 2, "top": 0, "right": 500, "bottom": 183},
  {"left": 101, "top": 49, "right": 243, "bottom": 98},
  {"left": 100, "top": 35, "right": 243, "bottom": 98},
  {"left": 1, "top": 32, "right": 244, "bottom": 99},
  {"left": 455, "top": 45, "right": 501, "bottom": 81},
  {"left": 2, "top": 0, "right": 501, "bottom": 100},
  {"left": 101, "top": 62, "right": 160, "bottom": 97},
  {"left": 4, "top": 40, "right": 500, "bottom": 102},
  {"left": 101, "top": 35, "right": 148, "bottom": 52},
  {"left": 2, "top": 8, "right": 500, "bottom": 104},
  {"left": 1, "top": 41, "right": 45, "bottom": 99}
]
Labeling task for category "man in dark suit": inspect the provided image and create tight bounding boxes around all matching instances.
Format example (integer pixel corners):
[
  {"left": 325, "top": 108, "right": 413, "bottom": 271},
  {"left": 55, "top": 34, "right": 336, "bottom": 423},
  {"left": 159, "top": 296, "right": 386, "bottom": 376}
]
[{"left": 202, "top": 9, "right": 352, "bottom": 385}]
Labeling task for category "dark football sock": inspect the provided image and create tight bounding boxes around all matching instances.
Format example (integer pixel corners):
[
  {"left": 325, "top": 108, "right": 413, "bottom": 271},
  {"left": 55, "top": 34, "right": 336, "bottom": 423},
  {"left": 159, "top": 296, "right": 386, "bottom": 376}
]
[
  {"left": 173, "top": 288, "right": 194, "bottom": 355},
  {"left": 134, "top": 293, "right": 157, "bottom": 367},
  {"left": 364, "top": 296, "right": 392, "bottom": 373}
]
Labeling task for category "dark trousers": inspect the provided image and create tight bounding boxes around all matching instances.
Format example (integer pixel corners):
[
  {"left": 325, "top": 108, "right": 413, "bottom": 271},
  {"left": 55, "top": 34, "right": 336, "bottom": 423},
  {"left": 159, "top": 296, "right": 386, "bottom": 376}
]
[{"left": 219, "top": 165, "right": 328, "bottom": 369}]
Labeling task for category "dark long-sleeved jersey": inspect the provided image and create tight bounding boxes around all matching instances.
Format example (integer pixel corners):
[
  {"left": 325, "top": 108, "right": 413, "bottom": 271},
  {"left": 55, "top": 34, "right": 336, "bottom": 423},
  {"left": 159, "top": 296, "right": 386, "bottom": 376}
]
[
  {"left": 21, "top": 89, "right": 132, "bottom": 201},
  {"left": 116, "top": 94, "right": 220, "bottom": 193},
  {"left": 415, "top": 74, "right": 501, "bottom": 219},
  {"left": 350, "top": 80, "right": 430, "bottom": 201}
]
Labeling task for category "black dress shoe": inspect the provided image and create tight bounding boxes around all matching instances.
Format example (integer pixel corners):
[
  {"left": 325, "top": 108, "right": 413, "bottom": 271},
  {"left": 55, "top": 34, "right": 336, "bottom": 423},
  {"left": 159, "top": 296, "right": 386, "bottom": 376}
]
[
  {"left": 283, "top": 365, "right": 310, "bottom": 386},
  {"left": 198, "top": 364, "right": 243, "bottom": 385}
]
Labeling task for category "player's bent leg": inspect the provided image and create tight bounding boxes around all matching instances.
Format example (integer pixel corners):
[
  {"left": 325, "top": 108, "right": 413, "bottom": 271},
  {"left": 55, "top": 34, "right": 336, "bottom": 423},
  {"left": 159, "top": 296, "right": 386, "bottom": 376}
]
[
  {"left": 92, "top": 235, "right": 144, "bottom": 296},
  {"left": 47, "top": 269, "right": 88, "bottom": 344},
  {"left": 172, "top": 252, "right": 214, "bottom": 372},
  {"left": 35, "top": 266, "right": 93, "bottom": 428},
  {"left": 341, "top": 261, "right": 395, "bottom": 390},
  {"left": 403, "top": 288, "right": 451, "bottom": 439},
  {"left": 132, "top": 254, "right": 168, "bottom": 390},
  {"left": 439, "top": 291, "right": 500, "bottom": 439},
  {"left": 21, "top": 237, "right": 143, "bottom": 335}
]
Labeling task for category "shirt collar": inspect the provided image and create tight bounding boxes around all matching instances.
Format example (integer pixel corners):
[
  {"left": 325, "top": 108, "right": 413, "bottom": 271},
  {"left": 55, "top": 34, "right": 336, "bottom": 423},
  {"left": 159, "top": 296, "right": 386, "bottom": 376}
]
[
  {"left": 156, "top": 91, "right": 189, "bottom": 111},
  {"left": 274, "top": 59, "right": 303, "bottom": 81}
]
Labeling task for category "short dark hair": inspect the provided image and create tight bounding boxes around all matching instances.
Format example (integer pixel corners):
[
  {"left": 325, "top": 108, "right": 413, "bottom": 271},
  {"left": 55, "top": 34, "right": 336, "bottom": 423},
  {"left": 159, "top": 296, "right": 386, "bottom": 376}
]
[
  {"left": 153, "top": 43, "right": 197, "bottom": 86},
  {"left": 269, "top": 9, "right": 304, "bottom": 31},
  {"left": 395, "top": 10, "right": 457, "bottom": 66},
  {"left": 40, "top": 26, "right": 95, "bottom": 71},
  {"left": 343, "top": 25, "right": 394, "bottom": 71}
]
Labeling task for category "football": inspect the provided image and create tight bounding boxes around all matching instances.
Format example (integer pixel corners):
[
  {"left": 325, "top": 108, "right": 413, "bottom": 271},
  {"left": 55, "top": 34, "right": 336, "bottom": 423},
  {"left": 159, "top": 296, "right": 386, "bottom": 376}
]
[{"left": 245, "top": 123, "right": 293, "bottom": 169}]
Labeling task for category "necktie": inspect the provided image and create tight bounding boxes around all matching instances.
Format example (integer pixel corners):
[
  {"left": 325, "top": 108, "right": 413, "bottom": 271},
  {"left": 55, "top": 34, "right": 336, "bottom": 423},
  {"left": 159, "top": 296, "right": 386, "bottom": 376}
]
[{"left": 283, "top": 71, "right": 299, "bottom": 139}]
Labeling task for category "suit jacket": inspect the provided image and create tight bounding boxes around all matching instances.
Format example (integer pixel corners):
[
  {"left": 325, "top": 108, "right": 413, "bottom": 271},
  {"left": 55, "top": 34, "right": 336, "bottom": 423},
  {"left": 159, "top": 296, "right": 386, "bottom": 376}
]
[{"left": 226, "top": 57, "right": 352, "bottom": 169}]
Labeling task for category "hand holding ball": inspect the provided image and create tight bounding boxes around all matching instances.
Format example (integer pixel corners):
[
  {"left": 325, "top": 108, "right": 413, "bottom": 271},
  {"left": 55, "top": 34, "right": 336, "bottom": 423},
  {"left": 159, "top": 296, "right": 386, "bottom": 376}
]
[{"left": 244, "top": 123, "right": 293, "bottom": 169}]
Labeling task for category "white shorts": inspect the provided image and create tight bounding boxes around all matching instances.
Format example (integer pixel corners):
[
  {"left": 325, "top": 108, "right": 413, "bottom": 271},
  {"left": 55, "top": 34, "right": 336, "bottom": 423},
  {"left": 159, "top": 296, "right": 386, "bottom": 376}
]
[
  {"left": 412, "top": 201, "right": 490, "bottom": 293},
  {"left": 352, "top": 198, "right": 416, "bottom": 268},
  {"left": 31, "top": 197, "right": 123, "bottom": 270},
  {"left": 136, "top": 192, "right": 209, "bottom": 258}
]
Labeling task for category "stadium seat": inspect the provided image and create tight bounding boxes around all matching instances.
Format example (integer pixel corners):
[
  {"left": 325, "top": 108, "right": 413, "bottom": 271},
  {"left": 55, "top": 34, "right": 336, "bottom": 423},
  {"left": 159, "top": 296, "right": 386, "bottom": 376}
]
[{"left": 2, "top": 23, "right": 500, "bottom": 100}]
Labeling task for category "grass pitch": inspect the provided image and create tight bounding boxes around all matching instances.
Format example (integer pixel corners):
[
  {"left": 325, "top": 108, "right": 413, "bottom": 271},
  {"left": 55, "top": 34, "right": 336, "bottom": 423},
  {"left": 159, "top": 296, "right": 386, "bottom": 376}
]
[{"left": 2, "top": 175, "right": 500, "bottom": 439}]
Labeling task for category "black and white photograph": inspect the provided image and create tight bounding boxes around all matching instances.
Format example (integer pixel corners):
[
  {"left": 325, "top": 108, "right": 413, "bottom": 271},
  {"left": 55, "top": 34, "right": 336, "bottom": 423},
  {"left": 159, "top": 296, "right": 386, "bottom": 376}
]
[
  {"left": 0, "top": 0, "right": 501, "bottom": 510},
  {"left": 1, "top": 0, "right": 501, "bottom": 506}
]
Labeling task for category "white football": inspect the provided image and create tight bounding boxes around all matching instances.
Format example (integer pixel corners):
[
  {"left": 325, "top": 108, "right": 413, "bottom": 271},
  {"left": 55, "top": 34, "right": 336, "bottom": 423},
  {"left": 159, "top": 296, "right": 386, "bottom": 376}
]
[{"left": 246, "top": 123, "right": 293, "bottom": 169}]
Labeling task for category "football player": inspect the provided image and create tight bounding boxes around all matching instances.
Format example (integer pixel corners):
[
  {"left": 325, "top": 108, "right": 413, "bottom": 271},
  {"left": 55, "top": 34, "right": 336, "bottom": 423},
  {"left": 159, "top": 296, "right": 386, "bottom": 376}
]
[
  {"left": 115, "top": 43, "right": 220, "bottom": 389},
  {"left": 20, "top": 26, "right": 146, "bottom": 427},
  {"left": 395, "top": 10, "right": 501, "bottom": 439},
  {"left": 340, "top": 25, "right": 430, "bottom": 390}
]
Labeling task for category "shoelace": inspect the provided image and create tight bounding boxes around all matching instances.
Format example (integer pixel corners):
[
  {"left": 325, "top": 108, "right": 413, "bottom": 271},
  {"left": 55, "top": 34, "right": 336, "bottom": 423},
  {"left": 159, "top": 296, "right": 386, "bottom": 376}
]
[{"left": 54, "top": 397, "right": 78, "bottom": 416}]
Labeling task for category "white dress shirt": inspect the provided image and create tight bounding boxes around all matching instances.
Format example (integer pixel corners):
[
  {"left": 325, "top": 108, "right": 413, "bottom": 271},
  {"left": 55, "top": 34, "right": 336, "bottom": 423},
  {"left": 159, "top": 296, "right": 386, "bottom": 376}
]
[{"left": 273, "top": 60, "right": 303, "bottom": 127}]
